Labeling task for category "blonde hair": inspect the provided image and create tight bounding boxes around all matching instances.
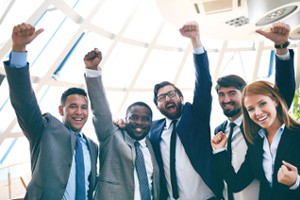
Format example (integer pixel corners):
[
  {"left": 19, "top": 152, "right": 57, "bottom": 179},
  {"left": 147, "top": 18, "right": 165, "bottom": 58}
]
[{"left": 241, "top": 81, "right": 299, "bottom": 143}]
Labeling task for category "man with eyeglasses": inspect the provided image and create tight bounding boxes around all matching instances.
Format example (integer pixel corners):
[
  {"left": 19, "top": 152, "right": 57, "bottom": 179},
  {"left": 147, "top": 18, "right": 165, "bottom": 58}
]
[
  {"left": 149, "top": 21, "right": 221, "bottom": 200},
  {"left": 83, "top": 48, "right": 161, "bottom": 200}
]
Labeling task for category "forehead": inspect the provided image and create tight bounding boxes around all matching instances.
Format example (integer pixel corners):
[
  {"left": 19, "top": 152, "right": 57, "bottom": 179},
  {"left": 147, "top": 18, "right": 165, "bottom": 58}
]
[
  {"left": 244, "top": 94, "right": 271, "bottom": 106},
  {"left": 65, "top": 94, "right": 88, "bottom": 105},
  {"left": 218, "top": 86, "right": 241, "bottom": 94},
  {"left": 128, "top": 105, "right": 151, "bottom": 115},
  {"left": 157, "top": 85, "right": 175, "bottom": 95}
]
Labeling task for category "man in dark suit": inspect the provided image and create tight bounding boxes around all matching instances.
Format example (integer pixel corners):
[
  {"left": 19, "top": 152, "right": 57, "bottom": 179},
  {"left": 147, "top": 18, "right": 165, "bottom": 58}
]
[
  {"left": 214, "top": 22, "right": 295, "bottom": 200},
  {"left": 4, "top": 23, "right": 98, "bottom": 200},
  {"left": 149, "top": 21, "right": 219, "bottom": 200},
  {"left": 83, "top": 48, "right": 161, "bottom": 200}
]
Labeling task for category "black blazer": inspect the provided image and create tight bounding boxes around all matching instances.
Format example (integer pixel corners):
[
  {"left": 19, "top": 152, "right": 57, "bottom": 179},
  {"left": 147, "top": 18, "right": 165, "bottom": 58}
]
[
  {"left": 213, "top": 49, "right": 299, "bottom": 200},
  {"left": 214, "top": 127, "right": 300, "bottom": 200},
  {"left": 149, "top": 52, "right": 222, "bottom": 198}
]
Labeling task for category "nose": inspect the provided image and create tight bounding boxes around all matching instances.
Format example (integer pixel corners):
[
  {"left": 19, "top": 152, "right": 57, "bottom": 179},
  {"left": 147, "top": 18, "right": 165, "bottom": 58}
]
[
  {"left": 223, "top": 94, "right": 231, "bottom": 103},
  {"left": 75, "top": 107, "right": 83, "bottom": 114},
  {"left": 255, "top": 108, "right": 262, "bottom": 116}
]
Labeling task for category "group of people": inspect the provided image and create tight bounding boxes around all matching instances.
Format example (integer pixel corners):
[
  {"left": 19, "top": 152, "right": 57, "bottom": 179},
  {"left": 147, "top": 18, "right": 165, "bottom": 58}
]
[{"left": 3, "top": 20, "right": 299, "bottom": 200}]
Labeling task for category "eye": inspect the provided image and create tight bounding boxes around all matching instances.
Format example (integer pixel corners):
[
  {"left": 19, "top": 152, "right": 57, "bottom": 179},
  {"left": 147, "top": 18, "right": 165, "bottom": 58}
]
[
  {"left": 259, "top": 102, "right": 266, "bottom": 107},
  {"left": 247, "top": 107, "right": 254, "bottom": 112},
  {"left": 228, "top": 91, "right": 236, "bottom": 96},
  {"left": 82, "top": 105, "right": 88, "bottom": 109},
  {"left": 141, "top": 116, "right": 151, "bottom": 123},
  {"left": 69, "top": 104, "right": 77, "bottom": 108},
  {"left": 129, "top": 115, "right": 138, "bottom": 121},
  {"left": 218, "top": 93, "right": 224, "bottom": 97}
]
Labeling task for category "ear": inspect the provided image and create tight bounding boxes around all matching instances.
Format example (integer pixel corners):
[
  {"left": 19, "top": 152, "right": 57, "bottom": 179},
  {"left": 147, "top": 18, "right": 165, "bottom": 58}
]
[
  {"left": 180, "top": 96, "right": 184, "bottom": 104},
  {"left": 58, "top": 105, "right": 64, "bottom": 116}
]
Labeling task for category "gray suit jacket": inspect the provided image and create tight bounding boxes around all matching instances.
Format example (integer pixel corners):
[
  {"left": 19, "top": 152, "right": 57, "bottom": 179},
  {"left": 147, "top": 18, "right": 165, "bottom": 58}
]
[
  {"left": 4, "top": 63, "right": 98, "bottom": 200},
  {"left": 85, "top": 75, "right": 161, "bottom": 200}
]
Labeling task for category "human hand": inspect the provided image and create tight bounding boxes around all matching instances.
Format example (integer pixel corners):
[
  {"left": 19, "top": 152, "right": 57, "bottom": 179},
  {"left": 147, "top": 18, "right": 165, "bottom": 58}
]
[
  {"left": 113, "top": 118, "right": 126, "bottom": 129},
  {"left": 211, "top": 131, "right": 227, "bottom": 149},
  {"left": 256, "top": 22, "right": 290, "bottom": 45},
  {"left": 12, "top": 23, "right": 44, "bottom": 52},
  {"left": 277, "top": 160, "right": 298, "bottom": 187},
  {"left": 84, "top": 48, "right": 102, "bottom": 70},
  {"left": 179, "top": 21, "right": 202, "bottom": 48}
]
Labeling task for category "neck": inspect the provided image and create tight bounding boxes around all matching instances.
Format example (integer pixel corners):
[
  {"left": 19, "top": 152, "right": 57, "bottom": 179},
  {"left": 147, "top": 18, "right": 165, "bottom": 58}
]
[
  {"left": 266, "top": 119, "right": 282, "bottom": 145},
  {"left": 228, "top": 113, "right": 242, "bottom": 122}
]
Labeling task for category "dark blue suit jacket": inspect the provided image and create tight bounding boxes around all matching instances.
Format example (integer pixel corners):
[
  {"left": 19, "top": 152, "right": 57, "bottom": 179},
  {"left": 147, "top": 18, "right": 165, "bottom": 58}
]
[
  {"left": 214, "top": 49, "right": 297, "bottom": 199},
  {"left": 149, "top": 51, "right": 221, "bottom": 198}
]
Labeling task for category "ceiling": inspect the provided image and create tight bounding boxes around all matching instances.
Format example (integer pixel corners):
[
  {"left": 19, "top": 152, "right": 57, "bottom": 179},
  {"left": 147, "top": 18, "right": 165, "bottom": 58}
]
[{"left": 0, "top": 0, "right": 299, "bottom": 199}]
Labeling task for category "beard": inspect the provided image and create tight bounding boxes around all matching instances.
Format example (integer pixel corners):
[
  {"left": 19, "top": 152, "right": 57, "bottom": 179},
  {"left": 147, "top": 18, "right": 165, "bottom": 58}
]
[
  {"left": 223, "top": 106, "right": 241, "bottom": 118},
  {"left": 159, "top": 101, "right": 183, "bottom": 120}
]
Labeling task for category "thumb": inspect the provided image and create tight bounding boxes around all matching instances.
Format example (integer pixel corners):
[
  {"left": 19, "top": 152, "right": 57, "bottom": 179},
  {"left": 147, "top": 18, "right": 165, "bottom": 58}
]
[
  {"left": 282, "top": 160, "right": 297, "bottom": 171},
  {"left": 33, "top": 28, "right": 44, "bottom": 39},
  {"left": 255, "top": 29, "right": 271, "bottom": 39}
]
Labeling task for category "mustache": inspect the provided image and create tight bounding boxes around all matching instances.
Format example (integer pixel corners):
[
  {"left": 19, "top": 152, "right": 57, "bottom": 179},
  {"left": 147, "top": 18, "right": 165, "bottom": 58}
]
[{"left": 222, "top": 102, "right": 235, "bottom": 106}]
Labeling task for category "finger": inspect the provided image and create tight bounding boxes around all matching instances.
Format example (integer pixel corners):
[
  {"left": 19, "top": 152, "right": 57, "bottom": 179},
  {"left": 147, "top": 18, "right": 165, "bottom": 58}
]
[
  {"left": 32, "top": 28, "right": 44, "bottom": 40},
  {"left": 282, "top": 160, "right": 297, "bottom": 171},
  {"left": 281, "top": 165, "right": 288, "bottom": 174}
]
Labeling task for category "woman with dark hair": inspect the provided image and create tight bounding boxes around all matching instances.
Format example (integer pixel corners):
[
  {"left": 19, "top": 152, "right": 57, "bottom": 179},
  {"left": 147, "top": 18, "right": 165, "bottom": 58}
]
[{"left": 212, "top": 80, "right": 300, "bottom": 200}]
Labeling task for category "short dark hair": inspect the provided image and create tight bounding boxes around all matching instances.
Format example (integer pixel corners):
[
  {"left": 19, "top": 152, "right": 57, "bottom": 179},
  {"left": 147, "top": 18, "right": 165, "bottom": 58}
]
[
  {"left": 215, "top": 75, "right": 247, "bottom": 92},
  {"left": 126, "top": 101, "right": 153, "bottom": 118},
  {"left": 60, "top": 87, "right": 88, "bottom": 106},
  {"left": 153, "top": 81, "right": 183, "bottom": 105}
]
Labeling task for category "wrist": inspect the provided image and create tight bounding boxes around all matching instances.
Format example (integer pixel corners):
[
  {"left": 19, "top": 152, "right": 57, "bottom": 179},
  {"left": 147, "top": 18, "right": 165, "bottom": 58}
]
[
  {"left": 274, "top": 41, "right": 290, "bottom": 49},
  {"left": 12, "top": 44, "right": 26, "bottom": 52}
]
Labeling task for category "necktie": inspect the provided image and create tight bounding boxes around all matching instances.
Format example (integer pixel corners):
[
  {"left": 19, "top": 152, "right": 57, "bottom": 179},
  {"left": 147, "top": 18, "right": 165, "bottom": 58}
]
[
  {"left": 134, "top": 141, "right": 151, "bottom": 200},
  {"left": 75, "top": 133, "right": 85, "bottom": 200},
  {"left": 170, "top": 120, "right": 179, "bottom": 199},
  {"left": 227, "top": 122, "right": 236, "bottom": 200}
]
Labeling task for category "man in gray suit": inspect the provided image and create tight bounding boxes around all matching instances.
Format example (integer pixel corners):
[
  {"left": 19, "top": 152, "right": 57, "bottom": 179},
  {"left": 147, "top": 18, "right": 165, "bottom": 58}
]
[
  {"left": 83, "top": 48, "right": 161, "bottom": 200},
  {"left": 4, "top": 23, "right": 98, "bottom": 200}
]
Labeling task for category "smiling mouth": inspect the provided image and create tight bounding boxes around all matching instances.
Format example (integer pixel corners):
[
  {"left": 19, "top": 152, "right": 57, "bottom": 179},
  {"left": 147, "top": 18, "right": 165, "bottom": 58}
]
[
  {"left": 73, "top": 117, "right": 84, "bottom": 122},
  {"left": 258, "top": 115, "right": 268, "bottom": 122}
]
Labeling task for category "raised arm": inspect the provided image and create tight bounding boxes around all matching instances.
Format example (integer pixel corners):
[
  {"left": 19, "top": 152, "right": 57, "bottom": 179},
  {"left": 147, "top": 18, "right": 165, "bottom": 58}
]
[
  {"left": 179, "top": 21, "right": 212, "bottom": 122},
  {"left": 4, "top": 23, "right": 45, "bottom": 142},
  {"left": 84, "top": 48, "right": 115, "bottom": 142},
  {"left": 256, "top": 22, "right": 295, "bottom": 108}
]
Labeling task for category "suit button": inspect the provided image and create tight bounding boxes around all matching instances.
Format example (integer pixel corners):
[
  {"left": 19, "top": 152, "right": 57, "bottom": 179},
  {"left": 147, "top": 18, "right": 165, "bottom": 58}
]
[
  {"left": 61, "top": 184, "right": 66, "bottom": 188},
  {"left": 68, "top": 163, "right": 72, "bottom": 167}
]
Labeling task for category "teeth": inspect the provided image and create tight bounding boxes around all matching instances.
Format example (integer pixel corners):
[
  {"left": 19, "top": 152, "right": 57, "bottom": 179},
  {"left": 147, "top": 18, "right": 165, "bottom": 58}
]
[
  {"left": 258, "top": 116, "right": 267, "bottom": 122},
  {"left": 135, "top": 128, "right": 143, "bottom": 132},
  {"left": 74, "top": 118, "right": 83, "bottom": 121}
]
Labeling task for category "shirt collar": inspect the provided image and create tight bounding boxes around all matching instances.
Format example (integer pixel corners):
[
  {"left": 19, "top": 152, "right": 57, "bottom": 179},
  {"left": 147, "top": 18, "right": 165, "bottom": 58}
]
[
  {"left": 165, "top": 116, "right": 181, "bottom": 130},
  {"left": 258, "top": 124, "right": 285, "bottom": 138},
  {"left": 227, "top": 114, "right": 243, "bottom": 127},
  {"left": 65, "top": 124, "right": 83, "bottom": 137}
]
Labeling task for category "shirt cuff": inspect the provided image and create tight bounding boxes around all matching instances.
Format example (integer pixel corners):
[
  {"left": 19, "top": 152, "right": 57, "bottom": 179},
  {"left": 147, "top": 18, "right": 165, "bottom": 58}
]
[
  {"left": 10, "top": 51, "right": 27, "bottom": 68},
  {"left": 193, "top": 46, "right": 205, "bottom": 55},
  {"left": 213, "top": 147, "right": 226, "bottom": 154},
  {"left": 85, "top": 67, "right": 102, "bottom": 77},
  {"left": 290, "top": 175, "right": 300, "bottom": 190},
  {"left": 276, "top": 51, "right": 290, "bottom": 60}
]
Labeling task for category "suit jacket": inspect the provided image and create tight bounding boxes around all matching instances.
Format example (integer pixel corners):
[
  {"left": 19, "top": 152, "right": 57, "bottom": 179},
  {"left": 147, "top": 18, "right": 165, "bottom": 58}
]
[
  {"left": 214, "top": 127, "right": 300, "bottom": 200},
  {"left": 4, "top": 63, "right": 98, "bottom": 200},
  {"left": 149, "top": 52, "right": 221, "bottom": 198},
  {"left": 214, "top": 49, "right": 295, "bottom": 199},
  {"left": 213, "top": 49, "right": 299, "bottom": 200},
  {"left": 85, "top": 75, "right": 161, "bottom": 200}
]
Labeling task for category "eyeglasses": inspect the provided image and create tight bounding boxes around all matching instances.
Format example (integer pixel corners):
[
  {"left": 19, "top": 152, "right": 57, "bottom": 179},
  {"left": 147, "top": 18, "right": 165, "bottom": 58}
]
[
  {"left": 157, "top": 90, "right": 177, "bottom": 102},
  {"left": 128, "top": 114, "right": 152, "bottom": 123}
]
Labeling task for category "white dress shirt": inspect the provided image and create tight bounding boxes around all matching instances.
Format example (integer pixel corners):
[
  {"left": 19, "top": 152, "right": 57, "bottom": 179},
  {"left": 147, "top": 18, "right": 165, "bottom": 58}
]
[
  {"left": 223, "top": 115, "right": 259, "bottom": 200},
  {"left": 161, "top": 118, "right": 214, "bottom": 200},
  {"left": 259, "top": 125, "right": 300, "bottom": 190}
]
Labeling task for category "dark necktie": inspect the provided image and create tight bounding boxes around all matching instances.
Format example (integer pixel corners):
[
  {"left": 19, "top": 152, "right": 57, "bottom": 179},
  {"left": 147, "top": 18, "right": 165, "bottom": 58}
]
[
  {"left": 170, "top": 120, "right": 179, "bottom": 199},
  {"left": 134, "top": 141, "right": 151, "bottom": 200},
  {"left": 227, "top": 122, "right": 236, "bottom": 200},
  {"left": 74, "top": 133, "right": 86, "bottom": 200}
]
